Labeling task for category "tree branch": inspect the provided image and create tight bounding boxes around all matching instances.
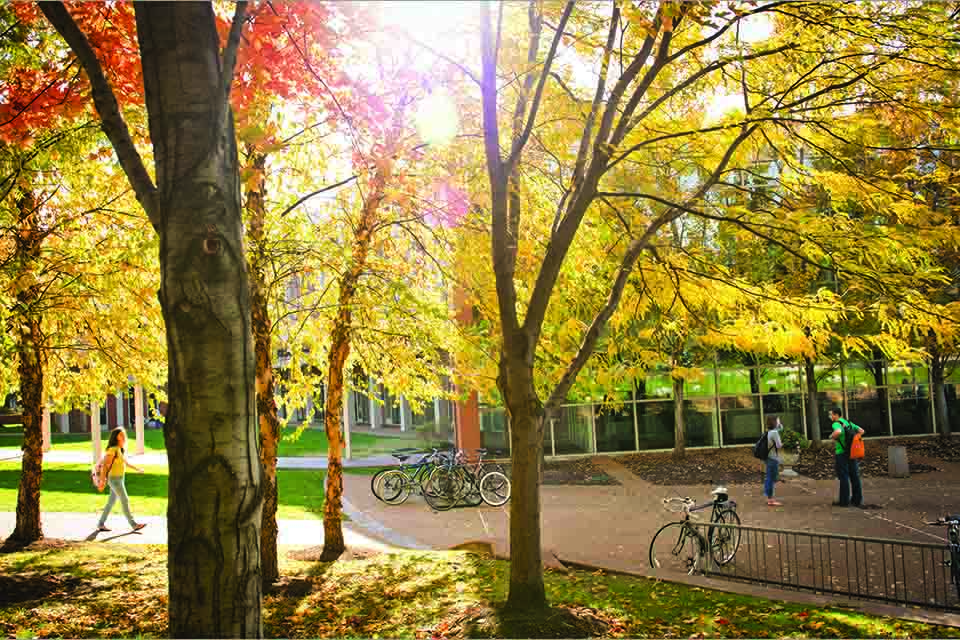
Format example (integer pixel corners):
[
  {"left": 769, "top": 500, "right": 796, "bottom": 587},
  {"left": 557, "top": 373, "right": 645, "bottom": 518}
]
[
  {"left": 221, "top": 1, "right": 248, "bottom": 108},
  {"left": 280, "top": 175, "right": 358, "bottom": 218},
  {"left": 38, "top": 1, "right": 159, "bottom": 228},
  {"left": 544, "top": 125, "right": 758, "bottom": 409},
  {"left": 504, "top": 0, "right": 575, "bottom": 174}
]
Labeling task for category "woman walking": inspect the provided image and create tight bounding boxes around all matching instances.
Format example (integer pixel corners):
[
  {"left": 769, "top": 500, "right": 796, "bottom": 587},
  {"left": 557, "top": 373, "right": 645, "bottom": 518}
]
[
  {"left": 97, "top": 427, "right": 146, "bottom": 532},
  {"left": 763, "top": 415, "right": 783, "bottom": 507}
]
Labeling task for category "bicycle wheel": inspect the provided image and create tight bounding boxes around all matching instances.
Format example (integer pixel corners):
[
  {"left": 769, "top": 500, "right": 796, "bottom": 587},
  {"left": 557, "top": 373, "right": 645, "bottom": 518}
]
[
  {"left": 424, "top": 467, "right": 462, "bottom": 511},
  {"left": 370, "top": 469, "right": 394, "bottom": 502},
  {"left": 378, "top": 470, "right": 410, "bottom": 505},
  {"left": 649, "top": 522, "right": 701, "bottom": 575},
  {"left": 708, "top": 508, "right": 741, "bottom": 567},
  {"left": 479, "top": 471, "right": 511, "bottom": 506}
]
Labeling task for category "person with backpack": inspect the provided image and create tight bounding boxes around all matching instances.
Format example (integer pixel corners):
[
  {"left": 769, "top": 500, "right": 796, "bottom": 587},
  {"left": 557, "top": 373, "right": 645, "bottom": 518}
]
[
  {"left": 96, "top": 427, "right": 147, "bottom": 532},
  {"left": 829, "top": 408, "right": 864, "bottom": 508},
  {"left": 760, "top": 415, "right": 784, "bottom": 506}
]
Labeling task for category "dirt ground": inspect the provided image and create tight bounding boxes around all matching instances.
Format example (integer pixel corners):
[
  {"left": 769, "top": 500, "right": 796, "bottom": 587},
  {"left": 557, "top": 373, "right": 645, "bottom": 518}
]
[{"left": 617, "top": 436, "right": 957, "bottom": 485}]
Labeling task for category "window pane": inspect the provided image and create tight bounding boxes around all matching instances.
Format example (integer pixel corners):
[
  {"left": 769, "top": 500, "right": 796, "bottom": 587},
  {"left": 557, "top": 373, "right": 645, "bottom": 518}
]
[
  {"left": 480, "top": 408, "right": 509, "bottom": 454},
  {"left": 760, "top": 366, "right": 802, "bottom": 393},
  {"left": 717, "top": 370, "right": 753, "bottom": 395},
  {"left": 719, "top": 396, "right": 760, "bottom": 445},
  {"left": 891, "top": 392, "right": 932, "bottom": 435},
  {"left": 554, "top": 405, "right": 593, "bottom": 455},
  {"left": 685, "top": 399, "right": 718, "bottom": 447},
  {"left": 684, "top": 369, "right": 715, "bottom": 397},
  {"left": 816, "top": 366, "right": 843, "bottom": 391},
  {"left": 761, "top": 394, "right": 804, "bottom": 435},
  {"left": 846, "top": 361, "right": 887, "bottom": 389},
  {"left": 947, "top": 383, "right": 960, "bottom": 434},
  {"left": 635, "top": 400, "right": 674, "bottom": 450},
  {"left": 846, "top": 388, "right": 890, "bottom": 436},
  {"left": 595, "top": 403, "right": 636, "bottom": 453}
]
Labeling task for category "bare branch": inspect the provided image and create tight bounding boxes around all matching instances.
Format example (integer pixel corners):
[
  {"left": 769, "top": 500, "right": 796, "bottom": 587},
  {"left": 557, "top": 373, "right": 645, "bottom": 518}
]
[{"left": 279, "top": 175, "right": 357, "bottom": 218}]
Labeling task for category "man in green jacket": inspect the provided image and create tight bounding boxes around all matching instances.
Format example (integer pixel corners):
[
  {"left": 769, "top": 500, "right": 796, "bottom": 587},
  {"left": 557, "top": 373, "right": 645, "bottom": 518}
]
[{"left": 829, "top": 408, "right": 864, "bottom": 508}]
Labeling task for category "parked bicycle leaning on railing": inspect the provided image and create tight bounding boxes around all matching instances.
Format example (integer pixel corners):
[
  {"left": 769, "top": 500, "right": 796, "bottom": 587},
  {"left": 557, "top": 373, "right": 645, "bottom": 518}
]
[
  {"left": 648, "top": 487, "right": 741, "bottom": 574},
  {"left": 925, "top": 514, "right": 960, "bottom": 601},
  {"left": 370, "top": 447, "right": 452, "bottom": 505}
]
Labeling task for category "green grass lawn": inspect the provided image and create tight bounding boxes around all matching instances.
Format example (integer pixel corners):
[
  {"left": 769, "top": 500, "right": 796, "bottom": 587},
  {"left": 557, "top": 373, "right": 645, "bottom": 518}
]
[
  {"left": 0, "top": 426, "right": 444, "bottom": 459},
  {"left": 0, "top": 543, "right": 956, "bottom": 639},
  {"left": 0, "top": 461, "right": 337, "bottom": 521}
]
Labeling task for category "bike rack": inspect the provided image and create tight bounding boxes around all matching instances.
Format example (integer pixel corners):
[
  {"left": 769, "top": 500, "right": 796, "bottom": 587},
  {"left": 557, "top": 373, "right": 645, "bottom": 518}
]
[{"left": 688, "top": 521, "right": 959, "bottom": 611}]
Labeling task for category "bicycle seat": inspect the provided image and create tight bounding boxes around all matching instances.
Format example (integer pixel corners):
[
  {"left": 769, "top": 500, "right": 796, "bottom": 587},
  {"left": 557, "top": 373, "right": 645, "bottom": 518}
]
[
  {"left": 391, "top": 453, "right": 411, "bottom": 462},
  {"left": 711, "top": 486, "right": 728, "bottom": 496},
  {"left": 475, "top": 448, "right": 488, "bottom": 454}
]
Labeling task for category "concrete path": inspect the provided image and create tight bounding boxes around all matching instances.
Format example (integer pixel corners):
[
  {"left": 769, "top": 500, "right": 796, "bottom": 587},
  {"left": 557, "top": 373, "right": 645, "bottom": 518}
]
[
  {"left": 0, "top": 510, "right": 397, "bottom": 551},
  {"left": 1, "top": 449, "right": 401, "bottom": 470}
]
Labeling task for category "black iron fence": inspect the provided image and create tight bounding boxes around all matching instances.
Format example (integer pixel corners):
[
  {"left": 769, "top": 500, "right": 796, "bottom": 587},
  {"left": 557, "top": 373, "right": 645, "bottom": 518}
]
[{"left": 690, "top": 522, "right": 959, "bottom": 610}]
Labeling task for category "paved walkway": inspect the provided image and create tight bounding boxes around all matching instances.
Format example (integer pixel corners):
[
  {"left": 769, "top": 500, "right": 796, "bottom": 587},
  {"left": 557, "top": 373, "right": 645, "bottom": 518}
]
[
  {"left": 1, "top": 449, "right": 401, "bottom": 469},
  {"left": 0, "top": 510, "right": 397, "bottom": 551}
]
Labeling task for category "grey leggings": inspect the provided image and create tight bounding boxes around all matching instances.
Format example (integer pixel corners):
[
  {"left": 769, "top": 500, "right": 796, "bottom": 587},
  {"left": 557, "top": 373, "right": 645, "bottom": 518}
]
[{"left": 99, "top": 476, "right": 137, "bottom": 527}]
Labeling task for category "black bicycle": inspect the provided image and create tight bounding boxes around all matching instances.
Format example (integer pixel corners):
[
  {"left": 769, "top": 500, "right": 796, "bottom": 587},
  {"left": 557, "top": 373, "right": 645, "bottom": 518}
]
[
  {"left": 370, "top": 448, "right": 450, "bottom": 505},
  {"left": 925, "top": 514, "right": 960, "bottom": 601},
  {"left": 648, "top": 487, "right": 741, "bottom": 574},
  {"left": 424, "top": 448, "right": 510, "bottom": 511}
]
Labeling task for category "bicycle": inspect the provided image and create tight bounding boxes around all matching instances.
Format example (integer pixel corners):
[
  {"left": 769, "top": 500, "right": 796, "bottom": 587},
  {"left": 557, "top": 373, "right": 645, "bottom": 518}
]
[
  {"left": 424, "top": 447, "right": 511, "bottom": 511},
  {"left": 370, "top": 448, "right": 451, "bottom": 505},
  {"left": 924, "top": 514, "right": 960, "bottom": 601},
  {"left": 648, "top": 487, "right": 741, "bottom": 574}
]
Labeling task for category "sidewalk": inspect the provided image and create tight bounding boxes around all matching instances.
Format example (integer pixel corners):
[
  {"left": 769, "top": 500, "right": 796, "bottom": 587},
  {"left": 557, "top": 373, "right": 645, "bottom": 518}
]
[
  {"left": 0, "top": 510, "right": 397, "bottom": 550},
  {"left": 2, "top": 449, "right": 401, "bottom": 470}
]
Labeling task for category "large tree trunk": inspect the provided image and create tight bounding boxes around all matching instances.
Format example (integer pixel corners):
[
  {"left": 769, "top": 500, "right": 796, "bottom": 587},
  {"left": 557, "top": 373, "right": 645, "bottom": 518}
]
[
  {"left": 672, "top": 377, "right": 685, "bottom": 459},
  {"left": 136, "top": 5, "right": 262, "bottom": 636},
  {"left": 245, "top": 151, "right": 281, "bottom": 587},
  {"left": 5, "top": 189, "right": 45, "bottom": 549},
  {"left": 320, "top": 160, "right": 390, "bottom": 562},
  {"left": 804, "top": 357, "right": 822, "bottom": 445},
  {"left": 931, "top": 346, "right": 951, "bottom": 438},
  {"left": 500, "top": 356, "right": 547, "bottom": 611}
]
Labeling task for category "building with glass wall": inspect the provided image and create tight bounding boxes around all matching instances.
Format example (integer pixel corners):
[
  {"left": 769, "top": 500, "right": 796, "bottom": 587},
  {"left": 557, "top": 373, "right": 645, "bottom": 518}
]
[{"left": 476, "top": 360, "right": 959, "bottom": 456}]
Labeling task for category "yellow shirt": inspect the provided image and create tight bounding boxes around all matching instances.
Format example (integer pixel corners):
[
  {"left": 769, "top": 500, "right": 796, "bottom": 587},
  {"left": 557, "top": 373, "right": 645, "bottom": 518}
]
[{"left": 105, "top": 446, "right": 126, "bottom": 478}]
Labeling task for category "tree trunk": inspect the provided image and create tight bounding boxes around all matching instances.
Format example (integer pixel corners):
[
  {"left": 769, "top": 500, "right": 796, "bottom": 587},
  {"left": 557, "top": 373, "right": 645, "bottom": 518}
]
[
  {"left": 5, "top": 189, "right": 45, "bottom": 549},
  {"left": 501, "top": 356, "right": 547, "bottom": 612},
  {"left": 320, "top": 159, "right": 390, "bottom": 562},
  {"left": 245, "top": 151, "right": 281, "bottom": 587},
  {"left": 804, "top": 357, "right": 822, "bottom": 445},
  {"left": 931, "top": 347, "right": 951, "bottom": 438},
  {"left": 135, "top": 5, "right": 262, "bottom": 636},
  {"left": 672, "top": 377, "right": 685, "bottom": 459}
]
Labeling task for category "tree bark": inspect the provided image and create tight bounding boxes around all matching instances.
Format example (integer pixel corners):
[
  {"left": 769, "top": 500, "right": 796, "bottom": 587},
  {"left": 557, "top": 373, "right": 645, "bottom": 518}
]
[
  {"left": 5, "top": 188, "right": 45, "bottom": 549},
  {"left": 930, "top": 347, "right": 951, "bottom": 438},
  {"left": 320, "top": 158, "right": 391, "bottom": 562},
  {"left": 500, "top": 355, "right": 547, "bottom": 611},
  {"left": 135, "top": 5, "right": 262, "bottom": 637},
  {"left": 804, "top": 357, "right": 822, "bottom": 445},
  {"left": 245, "top": 151, "right": 281, "bottom": 587},
  {"left": 672, "top": 376, "right": 685, "bottom": 459}
]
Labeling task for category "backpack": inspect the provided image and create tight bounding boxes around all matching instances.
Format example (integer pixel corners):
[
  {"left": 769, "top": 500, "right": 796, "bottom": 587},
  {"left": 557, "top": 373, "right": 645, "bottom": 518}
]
[
  {"left": 839, "top": 419, "right": 863, "bottom": 457},
  {"left": 849, "top": 432, "right": 865, "bottom": 460},
  {"left": 752, "top": 432, "right": 770, "bottom": 460},
  {"left": 90, "top": 450, "right": 115, "bottom": 492}
]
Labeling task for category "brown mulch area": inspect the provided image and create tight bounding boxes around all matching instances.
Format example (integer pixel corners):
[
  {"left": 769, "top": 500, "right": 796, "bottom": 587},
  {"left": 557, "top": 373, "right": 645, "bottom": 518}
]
[
  {"left": 453, "top": 603, "right": 618, "bottom": 639},
  {"left": 616, "top": 436, "right": 960, "bottom": 485},
  {"left": 617, "top": 448, "right": 763, "bottom": 486},
  {"left": 0, "top": 537, "right": 77, "bottom": 554},
  {"left": 286, "top": 546, "right": 382, "bottom": 563},
  {"left": 499, "top": 459, "right": 621, "bottom": 486},
  {"left": 793, "top": 436, "right": 953, "bottom": 480}
]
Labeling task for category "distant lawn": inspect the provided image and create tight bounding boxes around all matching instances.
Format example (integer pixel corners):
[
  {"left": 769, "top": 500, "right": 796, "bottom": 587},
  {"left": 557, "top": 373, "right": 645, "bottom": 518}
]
[
  {"left": 1, "top": 543, "right": 957, "bottom": 639},
  {"left": 0, "top": 425, "right": 447, "bottom": 459},
  {"left": 0, "top": 462, "right": 330, "bottom": 521}
]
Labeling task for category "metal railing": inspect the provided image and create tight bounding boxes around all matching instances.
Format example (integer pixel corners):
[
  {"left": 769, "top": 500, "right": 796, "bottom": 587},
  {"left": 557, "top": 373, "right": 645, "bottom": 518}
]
[{"left": 689, "top": 522, "right": 959, "bottom": 610}]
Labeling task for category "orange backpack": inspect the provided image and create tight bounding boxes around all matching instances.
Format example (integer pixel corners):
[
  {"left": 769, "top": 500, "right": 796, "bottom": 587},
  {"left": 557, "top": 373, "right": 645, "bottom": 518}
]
[{"left": 849, "top": 432, "right": 865, "bottom": 460}]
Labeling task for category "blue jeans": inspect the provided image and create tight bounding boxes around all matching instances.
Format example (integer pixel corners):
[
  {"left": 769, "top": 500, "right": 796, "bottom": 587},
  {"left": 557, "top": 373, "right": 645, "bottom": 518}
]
[
  {"left": 98, "top": 476, "right": 137, "bottom": 527},
  {"left": 763, "top": 457, "right": 779, "bottom": 498},
  {"left": 835, "top": 453, "right": 863, "bottom": 506}
]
